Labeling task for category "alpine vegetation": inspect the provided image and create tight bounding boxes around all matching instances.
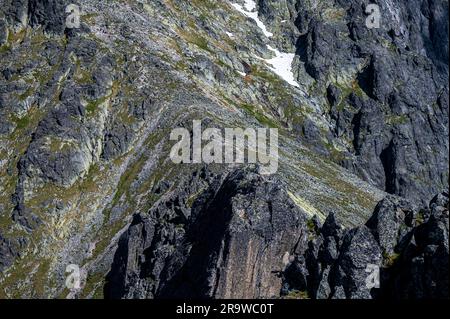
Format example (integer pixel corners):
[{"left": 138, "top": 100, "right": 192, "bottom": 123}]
[
  {"left": 170, "top": 120, "right": 279, "bottom": 174},
  {"left": 0, "top": 0, "right": 448, "bottom": 301}
]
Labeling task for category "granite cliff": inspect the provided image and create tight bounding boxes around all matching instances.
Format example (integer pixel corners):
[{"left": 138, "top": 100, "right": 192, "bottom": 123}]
[{"left": 0, "top": 0, "right": 448, "bottom": 299}]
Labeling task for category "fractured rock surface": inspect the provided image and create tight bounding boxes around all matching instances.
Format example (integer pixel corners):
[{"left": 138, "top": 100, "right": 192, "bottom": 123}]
[{"left": 0, "top": 0, "right": 448, "bottom": 299}]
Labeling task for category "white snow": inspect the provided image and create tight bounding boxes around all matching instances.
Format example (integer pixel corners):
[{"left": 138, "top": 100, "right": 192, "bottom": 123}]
[
  {"left": 265, "top": 46, "right": 299, "bottom": 88},
  {"left": 230, "top": 0, "right": 300, "bottom": 88},
  {"left": 230, "top": 1, "right": 273, "bottom": 37},
  {"left": 242, "top": 0, "right": 256, "bottom": 11},
  {"left": 226, "top": 32, "right": 234, "bottom": 37}
]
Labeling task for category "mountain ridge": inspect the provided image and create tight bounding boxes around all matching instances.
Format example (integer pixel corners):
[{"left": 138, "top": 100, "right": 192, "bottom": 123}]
[{"left": 0, "top": 0, "right": 448, "bottom": 299}]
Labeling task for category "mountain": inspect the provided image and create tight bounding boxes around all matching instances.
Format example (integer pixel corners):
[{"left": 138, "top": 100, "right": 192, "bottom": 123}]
[{"left": 0, "top": 0, "right": 448, "bottom": 299}]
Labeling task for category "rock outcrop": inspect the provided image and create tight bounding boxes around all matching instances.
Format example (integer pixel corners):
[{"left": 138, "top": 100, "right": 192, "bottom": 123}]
[
  {"left": 104, "top": 165, "right": 448, "bottom": 299},
  {"left": 282, "top": 190, "right": 449, "bottom": 299},
  {"left": 0, "top": 0, "right": 447, "bottom": 299},
  {"left": 105, "top": 167, "right": 310, "bottom": 299},
  {"left": 288, "top": 0, "right": 449, "bottom": 204}
]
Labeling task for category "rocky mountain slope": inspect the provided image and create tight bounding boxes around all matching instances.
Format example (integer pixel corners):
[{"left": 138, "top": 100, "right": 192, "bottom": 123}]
[{"left": 0, "top": 0, "right": 448, "bottom": 299}]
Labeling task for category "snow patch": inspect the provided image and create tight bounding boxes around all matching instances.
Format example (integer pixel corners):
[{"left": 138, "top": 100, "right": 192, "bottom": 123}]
[
  {"left": 265, "top": 46, "right": 299, "bottom": 88},
  {"left": 230, "top": 1, "right": 300, "bottom": 88},
  {"left": 230, "top": 1, "right": 273, "bottom": 37},
  {"left": 242, "top": 0, "right": 256, "bottom": 11}
]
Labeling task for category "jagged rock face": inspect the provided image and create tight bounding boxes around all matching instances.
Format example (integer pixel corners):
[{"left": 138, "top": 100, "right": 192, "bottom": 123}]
[
  {"left": 282, "top": 190, "right": 449, "bottom": 299},
  {"left": 106, "top": 173, "right": 449, "bottom": 300},
  {"left": 380, "top": 191, "right": 449, "bottom": 299},
  {"left": 0, "top": 0, "right": 448, "bottom": 299},
  {"left": 366, "top": 195, "right": 416, "bottom": 255},
  {"left": 0, "top": 235, "right": 20, "bottom": 272},
  {"left": 105, "top": 167, "right": 309, "bottom": 299},
  {"left": 287, "top": 0, "right": 449, "bottom": 204},
  {"left": 2, "top": 0, "right": 69, "bottom": 33}
]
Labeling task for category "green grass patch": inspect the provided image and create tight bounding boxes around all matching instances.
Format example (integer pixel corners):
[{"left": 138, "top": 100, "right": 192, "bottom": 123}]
[
  {"left": 11, "top": 115, "right": 30, "bottom": 130},
  {"left": 285, "top": 290, "right": 310, "bottom": 299}
]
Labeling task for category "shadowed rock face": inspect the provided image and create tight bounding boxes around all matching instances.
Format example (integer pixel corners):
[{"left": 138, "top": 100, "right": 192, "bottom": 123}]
[
  {"left": 2, "top": 0, "right": 69, "bottom": 33},
  {"left": 280, "top": 0, "right": 449, "bottom": 204},
  {"left": 379, "top": 191, "right": 449, "bottom": 299},
  {"left": 0, "top": 0, "right": 448, "bottom": 299},
  {"left": 104, "top": 167, "right": 309, "bottom": 299},
  {"left": 282, "top": 190, "right": 449, "bottom": 299},
  {"left": 104, "top": 167, "right": 448, "bottom": 300},
  {"left": 0, "top": 235, "right": 18, "bottom": 272}
]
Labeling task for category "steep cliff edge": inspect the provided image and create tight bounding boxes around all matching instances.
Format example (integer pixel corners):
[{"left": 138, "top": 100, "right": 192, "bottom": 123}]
[
  {"left": 0, "top": 0, "right": 448, "bottom": 299},
  {"left": 104, "top": 167, "right": 448, "bottom": 299}
]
